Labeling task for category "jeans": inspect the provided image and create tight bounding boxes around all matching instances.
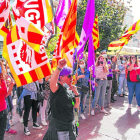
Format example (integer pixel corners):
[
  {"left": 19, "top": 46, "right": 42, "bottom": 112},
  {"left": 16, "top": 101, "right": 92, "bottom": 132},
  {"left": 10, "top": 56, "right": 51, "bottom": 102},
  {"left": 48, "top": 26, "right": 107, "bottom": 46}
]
[
  {"left": 16, "top": 87, "right": 23, "bottom": 117},
  {"left": 57, "top": 131, "right": 69, "bottom": 140},
  {"left": 0, "top": 109, "right": 8, "bottom": 140},
  {"left": 92, "top": 80, "right": 107, "bottom": 108},
  {"left": 127, "top": 81, "right": 140, "bottom": 106},
  {"left": 119, "top": 75, "right": 127, "bottom": 95},
  {"left": 78, "top": 89, "right": 88, "bottom": 114},
  {"left": 107, "top": 80, "right": 112, "bottom": 104},
  {"left": 111, "top": 80, "right": 118, "bottom": 100},
  {"left": 6, "top": 112, "right": 12, "bottom": 131},
  {"left": 12, "top": 84, "right": 17, "bottom": 98},
  {"left": 23, "top": 95, "right": 38, "bottom": 127}
]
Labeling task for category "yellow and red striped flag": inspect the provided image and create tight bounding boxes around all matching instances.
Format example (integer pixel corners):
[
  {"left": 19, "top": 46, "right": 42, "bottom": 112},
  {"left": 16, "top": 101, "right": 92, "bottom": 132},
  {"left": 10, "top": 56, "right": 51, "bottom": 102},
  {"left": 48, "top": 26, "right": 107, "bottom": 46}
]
[
  {"left": 92, "top": 15, "right": 100, "bottom": 50},
  {"left": 2, "top": 25, "right": 52, "bottom": 87},
  {"left": 60, "top": 0, "right": 77, "bottom": 67},
  {"left": 108, "top": 19, "right": 140, "bottom": 50}
]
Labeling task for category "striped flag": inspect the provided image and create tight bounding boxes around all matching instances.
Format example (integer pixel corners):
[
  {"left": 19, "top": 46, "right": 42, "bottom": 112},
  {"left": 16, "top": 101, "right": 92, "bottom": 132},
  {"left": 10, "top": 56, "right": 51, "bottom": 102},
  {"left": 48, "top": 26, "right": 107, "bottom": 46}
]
[
  {"left": 3, "top": 25, "right": 52, "bottom": 87},
  {"left": 0, "top": 0, "right": 10, "bottom": 28},
  {"left": 16, "top": 16, "right": 44, "bottom": 52},
  {"left": 60, "top": 0, "right": 77, "bottom": 67},
  {"left": 108, "top": 19, "right": 140, "bottom": 50},
  {"left": 92, "top": 15, "right": 100, "bottom": 50}
]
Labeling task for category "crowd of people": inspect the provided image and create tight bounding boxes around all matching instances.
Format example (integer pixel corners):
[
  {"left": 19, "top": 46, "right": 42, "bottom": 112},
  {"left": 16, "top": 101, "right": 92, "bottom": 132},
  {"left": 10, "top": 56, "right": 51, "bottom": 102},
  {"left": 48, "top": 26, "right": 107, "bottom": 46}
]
[{"left": 0, "top": 52, "right": 140, "bottom": 140}]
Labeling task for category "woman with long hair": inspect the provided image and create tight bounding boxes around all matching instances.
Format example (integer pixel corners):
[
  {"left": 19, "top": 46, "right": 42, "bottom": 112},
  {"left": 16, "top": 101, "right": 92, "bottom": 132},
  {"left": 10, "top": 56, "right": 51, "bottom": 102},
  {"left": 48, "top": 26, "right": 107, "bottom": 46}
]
[
  {"left": 0, "top": 61, "right": 14, "bottom": 140},
  {"left": 91, "top": 55, "right": 109, "bottom": 116},
  {"left": 127, "top": 55, "right": 140, "bottom": 110}
]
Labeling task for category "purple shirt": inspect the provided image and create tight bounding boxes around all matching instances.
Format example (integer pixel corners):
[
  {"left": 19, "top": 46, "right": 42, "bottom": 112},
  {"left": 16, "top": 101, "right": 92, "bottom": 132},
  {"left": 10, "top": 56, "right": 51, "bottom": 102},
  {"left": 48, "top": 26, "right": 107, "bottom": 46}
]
[{"left": 107, "top": 60, "right": 113, "bottom": 77}]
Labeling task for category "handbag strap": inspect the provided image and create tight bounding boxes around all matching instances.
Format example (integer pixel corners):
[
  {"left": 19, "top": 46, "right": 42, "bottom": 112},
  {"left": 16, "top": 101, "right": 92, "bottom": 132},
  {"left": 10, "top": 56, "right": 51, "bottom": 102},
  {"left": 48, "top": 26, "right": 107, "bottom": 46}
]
[{"left": 34, "top": 82, "right": 39, "bottom": 91}]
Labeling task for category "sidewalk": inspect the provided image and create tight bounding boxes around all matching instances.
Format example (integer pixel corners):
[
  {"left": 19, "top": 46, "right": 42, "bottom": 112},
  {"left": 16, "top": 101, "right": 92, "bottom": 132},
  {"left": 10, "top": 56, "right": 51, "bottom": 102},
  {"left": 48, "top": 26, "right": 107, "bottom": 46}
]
[{"left": 4, "top": 94, "right": 140, "bottom": 140}]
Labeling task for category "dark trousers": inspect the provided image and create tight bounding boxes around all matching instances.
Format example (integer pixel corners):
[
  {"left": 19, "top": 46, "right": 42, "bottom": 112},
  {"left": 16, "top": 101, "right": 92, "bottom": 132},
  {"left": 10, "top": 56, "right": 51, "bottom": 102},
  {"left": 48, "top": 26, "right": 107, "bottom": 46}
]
[
  {"left": 111, "top": 80, "right": 118, "bottom": 100},
  {"left": 23, "top": 95, "right": 38, "bottom": 127},
  {"left": 17, "top": 87, "right": 23, "bottom": 116},
  {"left": 0, "top": 109, "right": 8, "bottom": 140}
]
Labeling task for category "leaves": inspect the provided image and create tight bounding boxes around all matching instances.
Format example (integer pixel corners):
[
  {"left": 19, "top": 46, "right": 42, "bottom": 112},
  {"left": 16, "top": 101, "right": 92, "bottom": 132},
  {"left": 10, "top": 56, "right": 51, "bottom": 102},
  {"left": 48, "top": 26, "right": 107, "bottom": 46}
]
[{"left": 77, "top": 0, "right": 131, "bottom": 52}]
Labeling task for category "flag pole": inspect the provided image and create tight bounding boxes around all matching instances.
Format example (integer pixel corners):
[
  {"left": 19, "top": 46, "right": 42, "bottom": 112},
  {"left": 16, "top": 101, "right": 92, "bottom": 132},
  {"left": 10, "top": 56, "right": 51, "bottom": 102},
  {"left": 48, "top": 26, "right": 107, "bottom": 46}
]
[{"left": 89, "top": 67, "right": 92, "bottom": 117}]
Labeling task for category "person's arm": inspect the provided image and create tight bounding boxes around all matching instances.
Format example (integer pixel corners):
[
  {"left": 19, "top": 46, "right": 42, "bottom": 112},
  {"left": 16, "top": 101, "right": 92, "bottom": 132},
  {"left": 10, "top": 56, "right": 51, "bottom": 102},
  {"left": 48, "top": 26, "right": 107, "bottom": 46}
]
[
  {"left": 69, "top": 85, "right": 80, "bottom": 108},
  {"left": 50, "top": 59, "right": 67, "bottom": 93},
  {"left": 127, "top": 63, "right": 135, "bottom": 71},
  {"left": 119, "top": 65, "right": 125, "bottom": 71}
]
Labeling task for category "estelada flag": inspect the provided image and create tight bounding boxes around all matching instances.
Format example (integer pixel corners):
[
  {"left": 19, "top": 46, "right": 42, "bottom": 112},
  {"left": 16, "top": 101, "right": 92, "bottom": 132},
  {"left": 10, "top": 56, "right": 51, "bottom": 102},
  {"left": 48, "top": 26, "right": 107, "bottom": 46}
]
[
  {"left": 3, "top": 25, "right": 52, "bottom": 87},
  {"left": 92, "top": 15, "right": 100, "bottom": 50}
]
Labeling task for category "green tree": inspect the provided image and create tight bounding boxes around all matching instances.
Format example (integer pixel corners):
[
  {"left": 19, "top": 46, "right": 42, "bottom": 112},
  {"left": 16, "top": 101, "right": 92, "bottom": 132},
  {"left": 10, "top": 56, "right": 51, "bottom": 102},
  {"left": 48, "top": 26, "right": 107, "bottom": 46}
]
[
  {"left": 77, "top": 0, "right": 131, "bottom": 52},
  {"left": 46, "top": 27, "right": 60, "bottom": 58}
]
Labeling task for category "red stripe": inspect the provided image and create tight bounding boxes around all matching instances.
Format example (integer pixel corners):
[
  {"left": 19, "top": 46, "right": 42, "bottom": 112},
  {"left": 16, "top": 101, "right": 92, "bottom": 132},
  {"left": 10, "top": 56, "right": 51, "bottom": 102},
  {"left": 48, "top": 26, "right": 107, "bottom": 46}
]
[
  {"left": 28, "top": 31, "right": 43, "bottom": 44},
  {"left": 6, "top": 31, "right": 12, "bottom": 45},
  {"left": 109, "top": 42, "right": 125, "bottom": 47},
  {"left": 92, "top": 32, "right": 98, "bottom": 38},
  {"left": 1, "top": 26, "right": 9, "bottom": 34},
  {"left": 16, "top": 26, "right": 20, "bottom": 40},
  {"left": 41, "top": 64, "right": 51, "bottom": 77},
  {"left": 68, "top": 19, "right": 76, "bottom": 30},
  {"left": 132, "top": 22, "right": 137, "bottom": 31},
  {"left": 18, "top": 74, "right": 27, "bottom": 85},
  {"left": 29, "top": 70, "right": 38, "bottom": 82},
  {"left": 93, "top": 26, "right": 98, "bottom": 31},
  {"left": 0, "top": 17, "right": 4, "bottom": 22},
  {"left": 94, "top": 20, "right": 97, "bottom": 25}
]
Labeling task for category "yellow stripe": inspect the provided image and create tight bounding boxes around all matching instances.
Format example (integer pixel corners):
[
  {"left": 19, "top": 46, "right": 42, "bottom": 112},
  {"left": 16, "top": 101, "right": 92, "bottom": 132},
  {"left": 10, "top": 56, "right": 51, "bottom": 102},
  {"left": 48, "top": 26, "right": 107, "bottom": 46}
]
[
  {"left": 45, "top": 0, "right": 53, "bottom": 23},
  {"left": 108, "top": 46, "right": 123, "bottom": 50},
  {"left": 23, "top": 72, "right": 33, "bottom": 83},
  {"left": 35, "top": 67, "right": 44, "bottom": 79},
  {"left": 28, "top": 23, "right": 44, "bottom": 35},
  {"left": 63, "top": 53, "right": 72, "bottom": 68},
  {"left": 0, "top": 30, "right": 7, "bottom": 38},
  {"left": 11, "top": 25, "right": 18, "bottom": 43},
  {"left": 3, "top": 42, "right": 22, "bottom": 87},
  {"left": 21, "top": 38, "right": 40, "bottom": 52}
]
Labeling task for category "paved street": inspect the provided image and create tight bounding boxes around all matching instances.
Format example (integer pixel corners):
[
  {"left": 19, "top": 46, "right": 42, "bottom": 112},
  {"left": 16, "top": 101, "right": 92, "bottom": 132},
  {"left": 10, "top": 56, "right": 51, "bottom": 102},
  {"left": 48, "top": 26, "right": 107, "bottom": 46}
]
[{"left": 4, "top": 93, "right": 140, "bottom": 140}]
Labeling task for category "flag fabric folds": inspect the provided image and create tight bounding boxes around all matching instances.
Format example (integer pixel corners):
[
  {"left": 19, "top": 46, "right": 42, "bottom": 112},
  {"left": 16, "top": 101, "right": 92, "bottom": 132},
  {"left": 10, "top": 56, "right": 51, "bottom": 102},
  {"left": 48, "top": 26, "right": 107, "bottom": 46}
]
[
  {"left": 16, "top": 16, "right": 44, "bottom": 52},
  {"left": 0, "top": 0, "right": 10, "bottom": 28},
  {"left": 55, "top": 0, "right": 71, "bottom": 29},
  {"left": 87, "top": 35, "right": 95, "bottom": 77},
  {"left": 60, "top": 0, "right": 78, "bottom": 68},
  {"left": 92, "top": 15, "right": 100, "bottom": 50},
  {"left": 108, "top": 19, "right": 140, "bottom": 50},
  {"left": 77, "top": 0, "right": 95, "bottom": 57},
  {"left": 12, "top": 0, "right": 53, "bottom": 29},
  {"left": 3, "top": 25, "right": 52, "bottom": 87}
]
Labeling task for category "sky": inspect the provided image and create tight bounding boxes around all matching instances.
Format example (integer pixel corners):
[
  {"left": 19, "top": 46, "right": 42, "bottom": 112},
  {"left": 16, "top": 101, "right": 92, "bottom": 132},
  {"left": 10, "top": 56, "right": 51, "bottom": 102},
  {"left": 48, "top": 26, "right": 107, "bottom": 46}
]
[{"left": 125, "top": 0, "right": 140, "bottom": 23}]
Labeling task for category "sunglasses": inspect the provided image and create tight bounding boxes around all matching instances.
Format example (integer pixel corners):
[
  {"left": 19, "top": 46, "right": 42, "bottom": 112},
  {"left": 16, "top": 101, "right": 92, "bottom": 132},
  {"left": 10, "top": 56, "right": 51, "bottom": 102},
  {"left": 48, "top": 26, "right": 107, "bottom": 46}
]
[{"left": 67, "top": 74, "right": 73, "bottom": 78}]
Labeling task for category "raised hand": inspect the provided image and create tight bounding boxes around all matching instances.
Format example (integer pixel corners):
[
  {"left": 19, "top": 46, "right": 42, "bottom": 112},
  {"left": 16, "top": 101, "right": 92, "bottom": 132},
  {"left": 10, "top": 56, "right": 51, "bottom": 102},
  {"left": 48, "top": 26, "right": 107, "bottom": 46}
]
[{"left": 58, "top": 59, "right": 67, "bottom": 69}]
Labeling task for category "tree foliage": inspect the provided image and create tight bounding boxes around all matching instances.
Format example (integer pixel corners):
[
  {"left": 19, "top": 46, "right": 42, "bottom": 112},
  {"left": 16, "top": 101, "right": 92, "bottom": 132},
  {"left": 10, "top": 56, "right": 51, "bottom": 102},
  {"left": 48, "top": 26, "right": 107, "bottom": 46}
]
[
  {"left": 46, "top": 27, "right": 60, "bottom": 58},
  {"left": 77, "top": 0, "right": 131, "bottom": 51}
]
